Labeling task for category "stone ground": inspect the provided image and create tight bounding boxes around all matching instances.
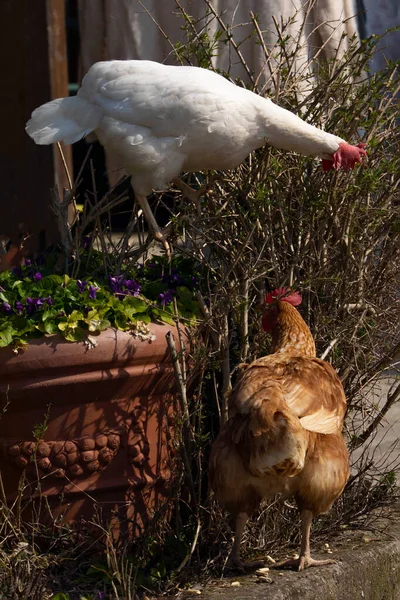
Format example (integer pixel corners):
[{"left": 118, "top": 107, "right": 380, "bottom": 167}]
[{"left": 176, "top": 509, "right": 400, "bottom": 599}]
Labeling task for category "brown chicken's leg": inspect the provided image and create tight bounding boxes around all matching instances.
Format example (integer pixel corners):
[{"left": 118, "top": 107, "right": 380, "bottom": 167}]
[
  {"left": 135, "top": 193, "right": 171, "bottom": 259},
  {"left": 277, "top": 510, "right": 336, "bottom": 571},
  {"left": 227, "top": 512, "right": 265, "bottom": 571}
]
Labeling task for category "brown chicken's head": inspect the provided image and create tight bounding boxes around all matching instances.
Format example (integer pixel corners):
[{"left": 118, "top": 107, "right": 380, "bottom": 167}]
[{"left": 262, "top": 287, "right": 302, "bottom": 332}]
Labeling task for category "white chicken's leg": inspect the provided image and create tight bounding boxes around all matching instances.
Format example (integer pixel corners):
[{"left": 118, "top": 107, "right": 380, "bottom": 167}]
[
  {"left": 277, "top": 509, "right": 335, "bottom": 571},
  {"left": 227, "top": 512, "right": 265, "bottom": 571},
  {"left": 172, "top": 177, "right": 209, "bottom": 217},
  {"left": 135, "top": 193, "right": 171, "bottom": 259}
]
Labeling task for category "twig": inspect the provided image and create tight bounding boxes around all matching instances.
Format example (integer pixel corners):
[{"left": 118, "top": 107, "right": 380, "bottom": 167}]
[
  {"left": 177, "top": 518, "right": 201, "bottom": 572},
  {"left": 354, "top": 381, "right": 400, "bottom": 448},
  {"left": 203, "top": 0, "right": 256, "bottom": 86},
  {"left": 166, "top": 331, "right": 197, "bottom": 509},
  {"left": 320, "top": 337, "right": 339, "bottom": 361}
]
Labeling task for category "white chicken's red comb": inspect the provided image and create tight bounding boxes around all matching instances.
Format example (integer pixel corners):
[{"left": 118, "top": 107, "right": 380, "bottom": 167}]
[
  {"left": 265, "top": 287, "right": 302, "bottom": 306},
  {"left": 322, "top": 142, "right": 367, "bottom": 172}
]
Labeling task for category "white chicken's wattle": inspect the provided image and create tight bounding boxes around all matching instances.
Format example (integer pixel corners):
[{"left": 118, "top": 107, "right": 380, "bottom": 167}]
[{"left": 26, "top": 60, "right": 367, "bottom": 252}]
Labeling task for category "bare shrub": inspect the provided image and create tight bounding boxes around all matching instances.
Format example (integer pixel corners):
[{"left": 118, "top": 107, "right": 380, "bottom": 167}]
[{"left": 1, "top": 1, "right": 399, "bottom": 595}]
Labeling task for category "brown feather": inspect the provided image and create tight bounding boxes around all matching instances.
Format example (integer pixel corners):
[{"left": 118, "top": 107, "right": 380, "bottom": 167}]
[{"left": 209, "top": 298, "right": 349, "bottom": 528}]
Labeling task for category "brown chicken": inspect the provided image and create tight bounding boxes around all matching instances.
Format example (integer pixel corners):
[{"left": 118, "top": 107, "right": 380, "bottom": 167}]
[{"left": 209, "top": 287, "right": 349, "bottom": 571}]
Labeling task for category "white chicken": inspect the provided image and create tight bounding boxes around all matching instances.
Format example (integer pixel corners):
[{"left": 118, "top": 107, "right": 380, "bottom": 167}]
[{"left": 26, "top": 60, "right": 366, "bottom": 255}]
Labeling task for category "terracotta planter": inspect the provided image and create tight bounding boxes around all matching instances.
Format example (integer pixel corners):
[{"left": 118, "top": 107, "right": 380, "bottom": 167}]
[{"left": 0, "top": 324, "right": 183, "bottom": 536}]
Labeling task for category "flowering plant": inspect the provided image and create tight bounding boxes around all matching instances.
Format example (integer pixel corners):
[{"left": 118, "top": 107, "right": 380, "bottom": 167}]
[{"left": 0, "top": 250, "right": 201, "bottom": 350}]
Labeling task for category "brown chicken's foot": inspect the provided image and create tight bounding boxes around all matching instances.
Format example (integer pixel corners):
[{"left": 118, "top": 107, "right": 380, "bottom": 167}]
[
  {"left": 225, "top": 512, "right": 265, "bottom": 572},
  {"left": 226, "top": 555, "right": 265, "bottom": 572},
  {"left": 276, "top": 555, "right": 336, "bottom": 572},
  {"left": 276, "top": 509, "right": 336, "bottom": 571}
]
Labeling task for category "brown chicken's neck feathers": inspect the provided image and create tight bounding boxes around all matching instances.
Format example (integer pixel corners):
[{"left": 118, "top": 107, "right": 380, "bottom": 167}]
[{"left": 269, "top": 301, "right": 316, "bottom": 357}]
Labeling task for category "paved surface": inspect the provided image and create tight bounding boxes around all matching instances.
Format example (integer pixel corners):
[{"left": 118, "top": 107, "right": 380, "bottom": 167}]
[{"left": 178, "top": 511, "right": 400, "bottom": 599}]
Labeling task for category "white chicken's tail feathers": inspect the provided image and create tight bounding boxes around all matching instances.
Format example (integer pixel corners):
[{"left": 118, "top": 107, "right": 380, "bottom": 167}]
[{"left": 25, "top": 96, "right": 102, "bottom": 145}]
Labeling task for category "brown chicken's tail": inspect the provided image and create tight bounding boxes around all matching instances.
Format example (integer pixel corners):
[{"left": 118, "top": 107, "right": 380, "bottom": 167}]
[{"left": 230, "top": 381, "right": 309, "bottom": 478}]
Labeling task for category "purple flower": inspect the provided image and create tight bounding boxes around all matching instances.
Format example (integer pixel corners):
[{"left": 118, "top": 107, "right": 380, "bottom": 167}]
[
  {"left": 45, "top": 296, "right": 54, "bottom": 306},
  {"left": 15, "top": 301, "right": 24, "bottom": 314},
  {"left": 162, "top": 268, "right": 185, "bottom": 288},
  {"left": 77, "top": 280, "right": 88, "bottom": 294},
  {"left": 26, "top": 297, "right": 43, "bottom": 315},
  {"left": 158, "top": 290, "right": 174, "bottom": 305},
  {"left": 123, "top": 279, "right": 141, "bottom": 297},
  {"left": 89, "top": 285, "right": 99, "bottom": 299},
  {"left": 2, "top": 302, "right": 12, "bottom": 313},
  {"left": 82, "top": 236, "right": 93, "bottom": 251},
  {"left": 191, "top": 275, "right": 199, "bottom": 287},
  {"left": 26, "top": 297, "right": 35, "bottom": 315},
  {"left": 109, "top": 275, "right": 124, "bottom": 293},
  {"left": 33, "top": 272, "right": 42, "bottom": 282},
  {"left": 25, "top": 259, "right": 31, "bottom": 267}
]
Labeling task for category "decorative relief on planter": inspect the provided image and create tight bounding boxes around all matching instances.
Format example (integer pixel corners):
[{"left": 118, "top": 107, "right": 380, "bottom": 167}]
[
  {"left": 3, "top": 432, "right": 121, "bottom": 479},
  {"left": 127, "top": 400, "right": 150, "bottom": 468},
  {"left": 0, "top": 325, "right": 185, "bottom": 532}
]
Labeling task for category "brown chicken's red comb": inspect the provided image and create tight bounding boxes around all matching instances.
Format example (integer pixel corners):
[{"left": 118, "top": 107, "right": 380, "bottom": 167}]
[{"left": 265, "top": 287, "right": 302, "bottom": 306}]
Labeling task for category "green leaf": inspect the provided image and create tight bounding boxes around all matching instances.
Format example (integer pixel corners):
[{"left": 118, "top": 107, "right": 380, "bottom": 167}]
[
  {"left": 98, "top": 318, "right": 111, "bottom": 331},
  {"left": 87, "top": 318, "right": 111, "bottom": 332},
  {"left": 42, "top": 309, "right": 57, "bottom": 322},
  {"left": 151, "top": 308, "right": 175, "bottom": 326},
  {"left": 68, "top": 310, "right": 84, "bottom": 323},
  {"left": 11, "top": 316, "right": 32, "bottom": 333},
  {"left": 136, "top": 312, "right": 151, "bottom": 324},
  {"left": 58, "top": 321, "right": 68, "bottom": 332},
  {"left": 123, "top": 296, "right": 148, "bottom": 313},
  {"left": 44, "top": 320, "right": 58, "bottom": 335},
  {"left": 64, "top": 328, "right": 85, "bottom": 342},
  {"left": 0, "top": 325, "right": 15, "bottom": 347},
  {"left": 176, "top": 286, "right": 193, "bottom": 306},
  {"left": 114, "top": 313, "right": 130, "bottom": 331},
  {"left": 142, "top": 281, "right": 165, "bottom": 298},
  {"left": 50, "top": 594, "right": 70, "bottom": 600}
]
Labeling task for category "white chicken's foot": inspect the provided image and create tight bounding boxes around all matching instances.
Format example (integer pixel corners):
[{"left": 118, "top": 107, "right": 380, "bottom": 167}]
[
  {"left": 135, "top": 193, "right": 171, "bottom": 260},
  {"left": 276, "top": 509, "right": 335, "bottom": 572},
  {"left": 172, "top": 177, "right": 211, "bottom": 217}
]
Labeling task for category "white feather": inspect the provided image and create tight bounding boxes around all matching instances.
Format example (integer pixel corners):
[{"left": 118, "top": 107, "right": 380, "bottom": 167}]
[
  {"left": 26, "top": 59, "right": 346, "bottom": 195},
  {"left": 26, "top": 96, "right": 102, "bottom": 145}
]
